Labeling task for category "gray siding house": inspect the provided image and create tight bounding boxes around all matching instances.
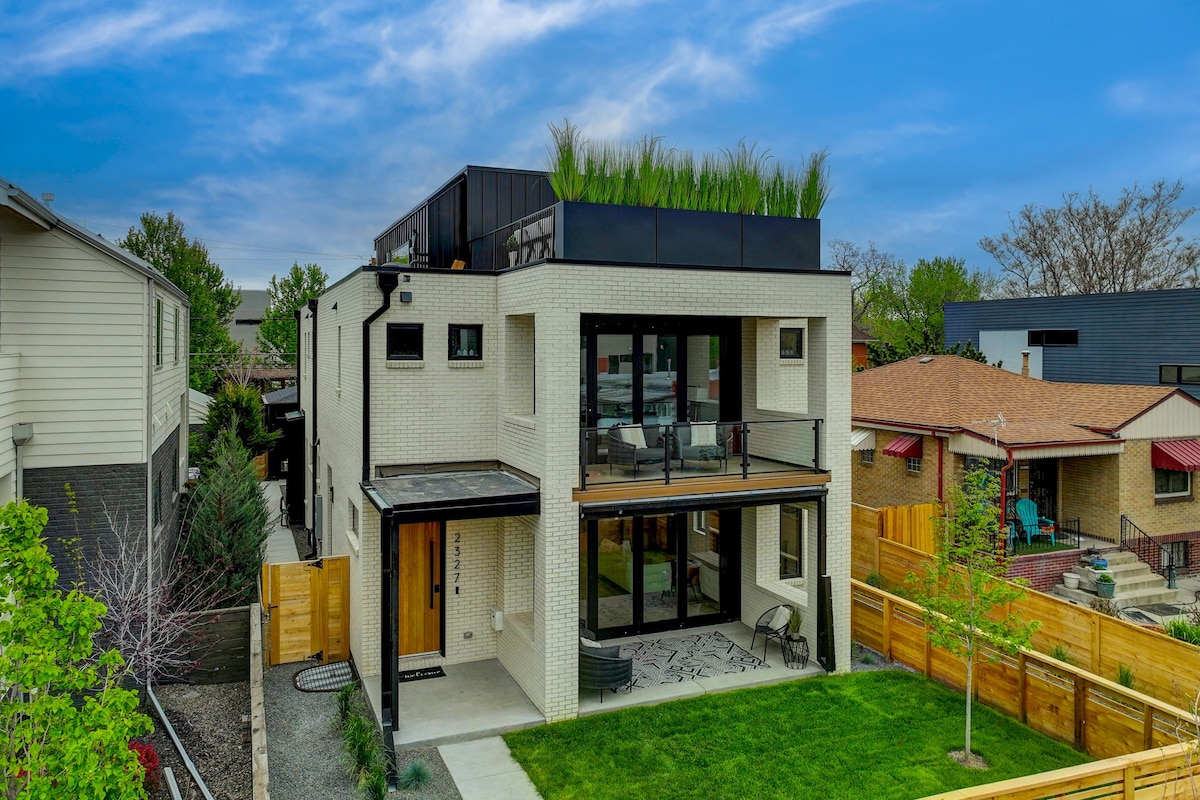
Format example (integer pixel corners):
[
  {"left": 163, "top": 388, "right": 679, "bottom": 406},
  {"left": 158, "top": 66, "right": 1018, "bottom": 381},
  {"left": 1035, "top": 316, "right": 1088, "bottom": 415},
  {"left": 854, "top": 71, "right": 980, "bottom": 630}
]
[{"left": 944, "top": 288, "right": 1200, "bottom": 399}]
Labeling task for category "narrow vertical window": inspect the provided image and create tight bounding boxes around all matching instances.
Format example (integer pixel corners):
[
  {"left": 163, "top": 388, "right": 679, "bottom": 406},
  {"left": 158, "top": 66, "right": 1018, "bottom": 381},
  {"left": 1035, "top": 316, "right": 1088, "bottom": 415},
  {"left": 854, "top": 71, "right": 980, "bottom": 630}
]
[
  {"left": 174, "top": 307, "right": 180, "bottom": 363},
  {"left": 155, "top": 298, "right": 163, "bottom": 367}
]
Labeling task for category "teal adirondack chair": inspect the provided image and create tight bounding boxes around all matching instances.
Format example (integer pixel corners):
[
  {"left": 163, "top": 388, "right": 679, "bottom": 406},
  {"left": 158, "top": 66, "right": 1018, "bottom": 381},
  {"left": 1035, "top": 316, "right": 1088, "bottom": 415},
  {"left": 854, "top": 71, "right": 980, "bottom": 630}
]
[{"left": 1015, "top": 498, "right": 1055, "bottom": 545}]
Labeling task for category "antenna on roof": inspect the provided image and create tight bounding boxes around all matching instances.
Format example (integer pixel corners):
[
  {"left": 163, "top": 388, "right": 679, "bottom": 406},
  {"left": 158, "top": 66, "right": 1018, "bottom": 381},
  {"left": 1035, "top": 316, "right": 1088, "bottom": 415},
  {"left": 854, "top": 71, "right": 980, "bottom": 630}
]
[{"left": 971, "top": 412, "right": 1007, "bottom": 459}]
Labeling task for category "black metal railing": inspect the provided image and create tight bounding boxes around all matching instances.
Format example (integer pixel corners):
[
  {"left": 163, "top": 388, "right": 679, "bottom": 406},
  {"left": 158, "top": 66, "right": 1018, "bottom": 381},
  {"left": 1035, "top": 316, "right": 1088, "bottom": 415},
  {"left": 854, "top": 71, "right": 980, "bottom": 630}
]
[
  {"left": 578, "top": 418, "right": 822, "bottom": 491},
  {"left": 469, "top": 205, "right": 557, "bottom": 271},
  {"left": 1120, "top": 514, "right": 1177, "bottom": 589}
]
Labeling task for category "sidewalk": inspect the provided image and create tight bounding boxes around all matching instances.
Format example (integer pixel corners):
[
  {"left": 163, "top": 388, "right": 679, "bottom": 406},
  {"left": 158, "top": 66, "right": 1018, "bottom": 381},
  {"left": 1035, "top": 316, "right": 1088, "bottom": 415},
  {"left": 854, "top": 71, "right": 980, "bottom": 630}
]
[
  {"left": 260, "top": 479, "right": 301, "bottom": 563},
  {"left": 439, "top": 738, "right": 540, "bottom": 800}
]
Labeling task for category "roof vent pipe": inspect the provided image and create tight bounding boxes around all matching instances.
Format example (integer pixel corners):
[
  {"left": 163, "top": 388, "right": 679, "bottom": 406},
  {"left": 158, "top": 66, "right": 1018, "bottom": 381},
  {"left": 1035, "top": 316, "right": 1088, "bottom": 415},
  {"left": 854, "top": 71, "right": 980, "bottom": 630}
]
[{"left": 1021, "top": 350, "right": 1030, "bottom": 377}]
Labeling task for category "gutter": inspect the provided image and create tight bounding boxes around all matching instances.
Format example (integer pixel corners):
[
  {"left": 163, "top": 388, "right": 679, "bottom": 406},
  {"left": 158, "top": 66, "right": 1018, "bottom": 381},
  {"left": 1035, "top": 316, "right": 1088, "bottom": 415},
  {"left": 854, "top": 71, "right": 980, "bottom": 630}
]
[
  {"left": 308, "top": 299, "right": 318, "bottom": 541},
  {"left": 362, "top": 272, "right": 399, "bottom": 483},
  {"left": 145, "top": 277, "right": 156, "bottom": 681}
]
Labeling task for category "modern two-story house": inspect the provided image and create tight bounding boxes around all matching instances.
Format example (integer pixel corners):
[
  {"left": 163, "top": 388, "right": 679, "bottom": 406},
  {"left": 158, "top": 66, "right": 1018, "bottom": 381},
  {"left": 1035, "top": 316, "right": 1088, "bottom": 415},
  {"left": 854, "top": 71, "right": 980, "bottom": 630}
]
[
  {"left": 298, "top": 165, "right": 851, "bottom": 749},
  {"left": 0, "top": 178, "right": 190, "bottom": 580}
]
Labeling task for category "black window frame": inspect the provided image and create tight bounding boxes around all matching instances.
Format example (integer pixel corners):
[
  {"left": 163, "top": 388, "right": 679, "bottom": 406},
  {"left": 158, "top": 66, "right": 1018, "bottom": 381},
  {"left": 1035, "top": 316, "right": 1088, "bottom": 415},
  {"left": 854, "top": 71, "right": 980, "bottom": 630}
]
[
  {"left": 780, "top": 328, "right": 804, "bottom": 359},
  {"left": 1160, "top": 365, "right": 1200, "bottom": 386},
  {"left": 155, "top": 298, "right": 163, "bottom": 367},
  {"left": 386, "top": 323, "right": 424, "bottom": 361},
  {"left": 780, "top": 503, "right": 805, "bottom": 579},
  {"left": 448, "top": 324, "right": 483, "bottom": 361},
  {"left": 1028, "top": 329, "right": 1078, "bottom": 347}
]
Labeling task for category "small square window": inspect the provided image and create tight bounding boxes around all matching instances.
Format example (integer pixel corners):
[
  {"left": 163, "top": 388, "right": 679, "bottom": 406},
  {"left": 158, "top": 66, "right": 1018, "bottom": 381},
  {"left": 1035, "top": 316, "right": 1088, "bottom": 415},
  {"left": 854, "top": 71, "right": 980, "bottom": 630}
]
[
  {"left": 386, "top": 323, "right": 423, "bottom": 360},
  {"left": 449, "top": 324, "right": 483, "bottom": 360},
  {"left": 1155, "top": 468, "right": 1190, "bottom": 497},
  {"left": 780, "top": 328, "right": 804, "bottom": 359},
  {"left": 860, "top": 449, "right": 875, "bottom": 465},
  {"left": 906, "top": 456, "right": 922, "bottom": 473}
]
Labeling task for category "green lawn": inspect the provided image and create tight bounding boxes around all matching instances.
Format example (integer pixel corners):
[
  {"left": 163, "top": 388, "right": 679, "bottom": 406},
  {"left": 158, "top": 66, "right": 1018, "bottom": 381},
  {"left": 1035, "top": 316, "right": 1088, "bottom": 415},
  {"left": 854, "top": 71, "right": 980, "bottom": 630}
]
[{"left": 504, "top": 671, "right": 1088, "bottom": 800}]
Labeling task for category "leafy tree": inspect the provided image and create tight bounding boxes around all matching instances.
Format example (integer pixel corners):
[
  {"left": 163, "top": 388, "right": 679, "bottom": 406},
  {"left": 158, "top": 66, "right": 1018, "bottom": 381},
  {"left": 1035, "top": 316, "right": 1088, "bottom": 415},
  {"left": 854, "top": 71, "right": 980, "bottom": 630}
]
[
  {"left": 907, "top": 467, "right": 1039, "bottom": 764},
  {"left": 184, "top": 429, "right": 270, "bottom": 605},
  {"left": 200, "top": 381, "right": 279, "bottom": 464},
  {"left": 861, "top": 256, "right": 995, "bottom": 365},
  {"left": 826, "top": 239, "right": 905, "bottom": 330},
  {"left": 0, "top": 500, "right": 151, "bottom": 799},
  {"left": 120, "top": 212, "right": 240, "bottom": 391},
  {"left": 257, "top": 262, "right": 327, "bottom": 362},
  {"left": 979, "top": 179, "right": 1200, "bottom": 297}
]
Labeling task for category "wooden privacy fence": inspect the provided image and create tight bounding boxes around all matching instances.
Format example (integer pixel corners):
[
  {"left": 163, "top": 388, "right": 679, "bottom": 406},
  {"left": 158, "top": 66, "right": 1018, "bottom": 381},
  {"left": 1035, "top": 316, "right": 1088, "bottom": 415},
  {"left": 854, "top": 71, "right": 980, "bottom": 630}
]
[
  {"left": 919, "top": 744, "right": 1200, "bottom": 800},
  {"left": 261, "top": 556, "right": 350, "bottom": 667},
  {"left": 183, "top": 605, "right": 250, "bottom": 684},
  {"left": 855, "top": 532, "right": 1200, "bottom": 711},
  {"left": 879, "top": 502, "right": 938, "bottom": 553},
  {"left": 853, "top": 580, "right": 1197, "bottom": 759}
]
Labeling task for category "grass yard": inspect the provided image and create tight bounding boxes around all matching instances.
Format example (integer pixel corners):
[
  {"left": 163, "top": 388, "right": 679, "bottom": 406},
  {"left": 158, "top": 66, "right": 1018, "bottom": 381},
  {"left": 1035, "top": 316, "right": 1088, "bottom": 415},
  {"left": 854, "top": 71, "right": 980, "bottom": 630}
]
[{"left": 505, "top": 670, "right": 1088, "bottom": 800}]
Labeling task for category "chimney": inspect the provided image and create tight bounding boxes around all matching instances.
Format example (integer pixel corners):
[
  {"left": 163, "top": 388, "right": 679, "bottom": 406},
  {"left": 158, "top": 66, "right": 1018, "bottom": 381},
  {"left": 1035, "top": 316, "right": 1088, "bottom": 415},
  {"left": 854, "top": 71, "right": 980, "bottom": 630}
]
[{"left": 1021, "top": 350, "right": 1030, "bottom": 377}]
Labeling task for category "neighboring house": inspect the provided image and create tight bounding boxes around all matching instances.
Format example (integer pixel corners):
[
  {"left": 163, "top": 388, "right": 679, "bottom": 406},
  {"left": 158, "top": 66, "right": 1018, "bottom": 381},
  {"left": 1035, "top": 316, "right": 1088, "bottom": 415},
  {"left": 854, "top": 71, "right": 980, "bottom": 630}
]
[
  {"left": 851, "top": 355, "right": 1200, "bottom": 575},
  {"left": 189, "top": 388, "right": 211, "bottom": 436},
  {"left": 229, "top": 288, "right": 269, "bottom": 351},
  {"left": 0, "top": 178, "right": 190, "bottom": 579},
  {"left": 851, "top": 325, "right": 874, "bottom": 369},
  {"left": 944, "top": 288, "right": 1200, "bottom": 398},
  {"left": 298, "top": 165, "right": 851, "bottom": 745}
]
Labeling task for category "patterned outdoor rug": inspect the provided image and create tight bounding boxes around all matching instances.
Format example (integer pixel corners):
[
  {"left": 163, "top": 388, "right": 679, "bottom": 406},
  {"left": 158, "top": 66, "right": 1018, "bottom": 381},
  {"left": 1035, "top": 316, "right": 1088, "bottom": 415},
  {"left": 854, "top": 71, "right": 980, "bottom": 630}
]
[
  {"left": 293, "top": 660, "right": 354, "bottom": 692},
  {"left": 620, "top": 631, "right": 769, "bottom": 690}
]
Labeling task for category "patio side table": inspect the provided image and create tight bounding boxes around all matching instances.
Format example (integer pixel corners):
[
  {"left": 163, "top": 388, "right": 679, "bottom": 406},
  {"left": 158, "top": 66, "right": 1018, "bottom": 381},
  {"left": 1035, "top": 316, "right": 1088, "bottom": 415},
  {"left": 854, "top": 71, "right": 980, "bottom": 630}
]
[{"left": 783, "top": 634, "right": 809, "bottom": 669}]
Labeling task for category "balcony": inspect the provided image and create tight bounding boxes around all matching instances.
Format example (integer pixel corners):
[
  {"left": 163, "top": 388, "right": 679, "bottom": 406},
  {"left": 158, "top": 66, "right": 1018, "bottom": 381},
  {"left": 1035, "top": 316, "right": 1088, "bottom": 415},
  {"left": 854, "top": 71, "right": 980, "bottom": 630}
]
[
  {"left": 578, "top": 419, "right": 823, "bottom": 493},
  {"left": 470, "top": 201, "right": 821, "bottom": 273}
]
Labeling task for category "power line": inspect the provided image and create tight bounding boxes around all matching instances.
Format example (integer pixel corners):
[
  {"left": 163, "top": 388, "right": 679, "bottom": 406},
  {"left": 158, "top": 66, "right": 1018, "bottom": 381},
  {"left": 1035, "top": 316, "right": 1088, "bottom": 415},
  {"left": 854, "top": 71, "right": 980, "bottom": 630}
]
[{"left": 82, "top": 220, "right": 370, "bottom": 260}]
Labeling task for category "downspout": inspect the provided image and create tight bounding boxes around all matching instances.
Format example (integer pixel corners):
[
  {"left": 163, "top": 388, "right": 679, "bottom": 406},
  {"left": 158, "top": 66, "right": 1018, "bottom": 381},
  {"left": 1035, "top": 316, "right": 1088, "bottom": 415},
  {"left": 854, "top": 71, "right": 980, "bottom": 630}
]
[
  {"left": 308, "top": 299, "right": 318, "bottom": 541},
  {"left": 999, "top": 447, "right": 1015, "bottom": 531},
  {"left": 145, "top": 277, "right": 156, "bottom": 685},
  {"left": 362, "top": 272, "right": 399, "bottom": 484},
  {"left": 937, "top": 437, "right": 944, "bottom": 504}
]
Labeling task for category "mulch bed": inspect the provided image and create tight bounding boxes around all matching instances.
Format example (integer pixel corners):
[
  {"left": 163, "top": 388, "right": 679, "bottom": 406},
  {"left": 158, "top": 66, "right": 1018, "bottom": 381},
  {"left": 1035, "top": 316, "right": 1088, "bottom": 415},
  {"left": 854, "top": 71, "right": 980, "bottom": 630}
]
[{"left": 143, "top": 681, "right": 252, "bottom": 800}]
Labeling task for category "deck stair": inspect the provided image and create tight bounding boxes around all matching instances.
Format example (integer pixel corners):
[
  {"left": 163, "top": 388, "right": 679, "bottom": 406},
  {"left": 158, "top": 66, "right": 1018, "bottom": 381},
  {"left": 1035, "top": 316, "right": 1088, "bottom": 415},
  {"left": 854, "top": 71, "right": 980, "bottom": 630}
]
[{"left": 1050, "top": 551, "right": 1180, "bottom": 609}]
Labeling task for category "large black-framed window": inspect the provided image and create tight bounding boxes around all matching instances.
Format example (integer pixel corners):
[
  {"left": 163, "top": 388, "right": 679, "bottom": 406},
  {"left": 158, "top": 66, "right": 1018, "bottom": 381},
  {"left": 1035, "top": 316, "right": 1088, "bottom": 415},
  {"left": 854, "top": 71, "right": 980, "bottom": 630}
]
[
  {"left": 1160, "top": 365, "right": 1200, "bottom": 386},
  {"left": 448, "top": 324, "right": 483, "bottom": 360},
  {"left": 386, "top": 323, "right": 423, "bottom": 360},
  {"left": 1028, "top": 329, "right": 1078, "bottom": 347}
]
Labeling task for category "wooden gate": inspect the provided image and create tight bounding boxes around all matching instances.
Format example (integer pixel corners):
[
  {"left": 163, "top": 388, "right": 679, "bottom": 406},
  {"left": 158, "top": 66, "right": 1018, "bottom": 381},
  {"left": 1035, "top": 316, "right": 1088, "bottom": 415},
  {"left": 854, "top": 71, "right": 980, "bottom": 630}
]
[{"left": 261, "top": 556, "right": 350, "bottom": 667}]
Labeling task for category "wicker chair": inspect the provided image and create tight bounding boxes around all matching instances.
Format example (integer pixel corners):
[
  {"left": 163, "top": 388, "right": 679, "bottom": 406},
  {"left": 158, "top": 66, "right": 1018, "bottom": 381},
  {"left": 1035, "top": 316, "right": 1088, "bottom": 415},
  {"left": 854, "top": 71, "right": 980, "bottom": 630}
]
[
  {"left": 578, "top": 641, "right": 633, "bottom": 703},
  {"left": 607, "top": 424, "right": 666, "bottom": 476}
]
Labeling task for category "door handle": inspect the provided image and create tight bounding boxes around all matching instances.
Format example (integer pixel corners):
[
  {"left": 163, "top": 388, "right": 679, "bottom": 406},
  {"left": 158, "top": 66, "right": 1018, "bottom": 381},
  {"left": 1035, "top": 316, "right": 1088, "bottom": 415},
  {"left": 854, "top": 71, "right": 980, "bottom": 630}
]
[{"left": 429, "top": 541, "right": 435, "bottom": 609}]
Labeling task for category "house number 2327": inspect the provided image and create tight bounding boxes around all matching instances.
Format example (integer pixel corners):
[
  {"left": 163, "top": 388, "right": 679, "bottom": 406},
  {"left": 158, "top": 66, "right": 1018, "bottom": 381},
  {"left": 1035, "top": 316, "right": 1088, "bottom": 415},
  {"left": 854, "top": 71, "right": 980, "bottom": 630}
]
[{"left": 453, "top": 532, "right": 461, "bottom": 583}]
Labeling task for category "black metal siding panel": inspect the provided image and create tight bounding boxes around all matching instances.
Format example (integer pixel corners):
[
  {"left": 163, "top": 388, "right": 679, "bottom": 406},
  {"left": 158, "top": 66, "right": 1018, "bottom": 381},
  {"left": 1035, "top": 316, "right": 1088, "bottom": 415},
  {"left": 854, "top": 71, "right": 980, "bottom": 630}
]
[
  {"left": 944, "top": 289, "right": 1200, "bottom": 397},
  {"left": 466, "top": 169, "right": 484, "bottom": 241}
]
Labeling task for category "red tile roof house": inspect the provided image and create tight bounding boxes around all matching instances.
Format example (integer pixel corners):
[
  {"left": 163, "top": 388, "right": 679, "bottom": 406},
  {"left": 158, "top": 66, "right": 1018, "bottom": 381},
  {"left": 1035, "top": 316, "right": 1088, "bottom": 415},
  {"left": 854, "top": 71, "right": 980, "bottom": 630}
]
[{"left": 851, "top": 355, "right": 1200, "bottom": 599}]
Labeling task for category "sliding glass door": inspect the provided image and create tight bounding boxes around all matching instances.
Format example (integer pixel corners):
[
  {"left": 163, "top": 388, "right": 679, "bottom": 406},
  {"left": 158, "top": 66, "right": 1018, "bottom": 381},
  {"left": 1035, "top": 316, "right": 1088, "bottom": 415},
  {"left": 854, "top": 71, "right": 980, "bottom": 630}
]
[{"left": 580, "top": 510, "right": 736, "bottom": 639}]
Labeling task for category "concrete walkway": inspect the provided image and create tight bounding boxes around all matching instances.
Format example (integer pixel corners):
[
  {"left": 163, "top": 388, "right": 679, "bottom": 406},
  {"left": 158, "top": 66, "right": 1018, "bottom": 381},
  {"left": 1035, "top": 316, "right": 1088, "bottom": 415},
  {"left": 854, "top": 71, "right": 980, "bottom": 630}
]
[
  {"left": 260, "top": 479, "right": 301, "bottom": 563},
  {"left": 439, "top": 738, "right": 540, "bottom": 800}
]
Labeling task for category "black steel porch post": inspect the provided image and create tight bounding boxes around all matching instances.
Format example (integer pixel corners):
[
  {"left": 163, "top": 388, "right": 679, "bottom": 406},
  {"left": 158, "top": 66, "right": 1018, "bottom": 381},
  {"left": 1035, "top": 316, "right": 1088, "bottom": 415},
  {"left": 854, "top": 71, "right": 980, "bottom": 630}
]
[{"left": 380, "top": 507, "right": 399, "bottom": 785}]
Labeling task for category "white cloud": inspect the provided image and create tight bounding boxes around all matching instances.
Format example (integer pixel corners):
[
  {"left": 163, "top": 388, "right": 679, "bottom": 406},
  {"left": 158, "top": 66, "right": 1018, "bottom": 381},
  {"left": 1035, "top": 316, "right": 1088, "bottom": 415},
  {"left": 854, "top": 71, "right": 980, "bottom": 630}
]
[
  {"left": 839, "top": 122, "right": 959, "bottom": 159},
  {"left": 9, "top": 3, "right": 235, "bottom": 76},
  {"left": 745, "top": 0, "right": 870, "bottom": 54}
]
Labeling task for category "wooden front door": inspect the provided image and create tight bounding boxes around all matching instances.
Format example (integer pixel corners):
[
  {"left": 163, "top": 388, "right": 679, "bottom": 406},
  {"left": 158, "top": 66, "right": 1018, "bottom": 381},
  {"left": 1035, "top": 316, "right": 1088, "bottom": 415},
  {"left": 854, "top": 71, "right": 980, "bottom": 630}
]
[{"left": 398, "top": 522, "right": 442, "bottom": 656}]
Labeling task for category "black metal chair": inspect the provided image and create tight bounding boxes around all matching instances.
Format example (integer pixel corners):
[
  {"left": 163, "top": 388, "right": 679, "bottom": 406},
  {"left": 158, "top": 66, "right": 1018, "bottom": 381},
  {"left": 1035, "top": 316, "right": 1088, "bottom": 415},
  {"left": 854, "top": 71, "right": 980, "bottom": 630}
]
[
  {"left": 578, "top": 642, "right": 634, "bottom": 703},
  {"left": 751, "top": 604, "right": 795, "bottom": 661}
]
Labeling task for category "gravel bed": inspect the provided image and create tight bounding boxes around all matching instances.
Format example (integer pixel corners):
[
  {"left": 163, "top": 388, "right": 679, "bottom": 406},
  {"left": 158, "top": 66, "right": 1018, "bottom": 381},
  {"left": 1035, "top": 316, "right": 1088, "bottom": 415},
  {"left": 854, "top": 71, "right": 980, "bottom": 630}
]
[
  {"left": 394, "top": 748, "right": 462, "bottom": 800},
  {"left": 266, "top": 662, "right": 357, "bottom": 800},
  {"left": 850, "top": 641, "right": 918, "bottom": 674},
  {"left": 291, "top": 525, "right": 314, "bottom": 560},
  {"left": 145, "top": 681, "right": 252, "bottom": 800}
]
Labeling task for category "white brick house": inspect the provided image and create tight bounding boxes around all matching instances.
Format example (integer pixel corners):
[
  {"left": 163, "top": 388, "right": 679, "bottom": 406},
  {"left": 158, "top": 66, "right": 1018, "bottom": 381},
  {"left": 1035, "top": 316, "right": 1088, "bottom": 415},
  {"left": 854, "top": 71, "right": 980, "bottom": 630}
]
[
  {"left": 0, "top": 178, "right": 190, "bottom": 580},
  {"left": 298, "top": 167, "right": 851, "bottom": 748}
]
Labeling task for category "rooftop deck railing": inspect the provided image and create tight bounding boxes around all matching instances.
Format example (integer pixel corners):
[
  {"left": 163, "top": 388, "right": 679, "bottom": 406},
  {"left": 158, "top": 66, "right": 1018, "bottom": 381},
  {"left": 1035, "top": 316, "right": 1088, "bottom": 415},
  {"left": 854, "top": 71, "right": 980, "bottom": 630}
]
[{"left": 578, "top": 418, "right": 822, "bottom": 491}]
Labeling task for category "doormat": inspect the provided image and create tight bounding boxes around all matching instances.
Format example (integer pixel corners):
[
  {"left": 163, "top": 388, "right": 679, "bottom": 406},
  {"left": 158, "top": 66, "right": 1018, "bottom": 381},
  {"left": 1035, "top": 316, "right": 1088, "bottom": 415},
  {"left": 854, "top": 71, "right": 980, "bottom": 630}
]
[
  {"left": 294, "top": 660, "right": 354, "bottom": 692},
  {"left": 1122, "top": 610, "right": 1156, "bottom": 625},
  {"left": 1140, "top": 603, "right": 1184, "bottom": 616},
  {"left": 398, "top": 666, "right": 446, "bottom": 683},
  {"left": 620, "top": 631, "right": 769, "bottom": 690}
]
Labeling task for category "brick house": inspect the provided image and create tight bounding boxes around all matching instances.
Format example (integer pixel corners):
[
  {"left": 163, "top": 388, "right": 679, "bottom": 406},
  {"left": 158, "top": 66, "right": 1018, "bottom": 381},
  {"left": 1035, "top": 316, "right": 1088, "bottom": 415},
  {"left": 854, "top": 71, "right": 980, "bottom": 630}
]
[
  {"left": 298, "top": 165, "right": 852, "bottom": 749},
  {"left": 852, "top": 356, "right": 1200, "bottom": 580},
  {"left": 0, "top": 177, "right": 190, "bottom": 581}
]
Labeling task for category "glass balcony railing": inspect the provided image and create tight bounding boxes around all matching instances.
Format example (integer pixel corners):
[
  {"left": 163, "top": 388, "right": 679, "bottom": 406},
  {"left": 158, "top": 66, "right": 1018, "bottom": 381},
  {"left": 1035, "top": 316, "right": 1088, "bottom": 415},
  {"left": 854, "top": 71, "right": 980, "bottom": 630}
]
[{"left": 579, "top": 418, "right": 822, "bottom": 490}]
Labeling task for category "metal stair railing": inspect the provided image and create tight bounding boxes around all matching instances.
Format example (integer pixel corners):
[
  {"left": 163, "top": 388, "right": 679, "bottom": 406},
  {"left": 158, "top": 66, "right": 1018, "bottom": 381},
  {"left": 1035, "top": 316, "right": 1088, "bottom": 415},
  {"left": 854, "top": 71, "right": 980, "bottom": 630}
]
[{"left": 1119, "top": 514, "right": 1177, "bottom": 589}]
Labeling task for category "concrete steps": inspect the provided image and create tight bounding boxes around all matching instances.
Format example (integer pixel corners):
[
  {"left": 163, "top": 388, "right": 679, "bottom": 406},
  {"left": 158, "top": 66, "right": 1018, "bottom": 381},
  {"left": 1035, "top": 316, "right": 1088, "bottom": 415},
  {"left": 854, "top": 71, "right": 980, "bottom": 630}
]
[{"left": 1050, "top": 549, "right": 1178, "bottom": 609}]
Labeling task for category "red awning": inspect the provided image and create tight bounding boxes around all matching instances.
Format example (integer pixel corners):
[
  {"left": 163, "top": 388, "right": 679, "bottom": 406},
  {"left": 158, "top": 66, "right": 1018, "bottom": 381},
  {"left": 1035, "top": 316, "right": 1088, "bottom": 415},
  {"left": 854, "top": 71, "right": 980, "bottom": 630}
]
[
  {"left": 882, "top": 433, "right": 923, "bottom": 459},
  {"left": 1152, "top": 439, "right": 1200, "bottom": 471}
]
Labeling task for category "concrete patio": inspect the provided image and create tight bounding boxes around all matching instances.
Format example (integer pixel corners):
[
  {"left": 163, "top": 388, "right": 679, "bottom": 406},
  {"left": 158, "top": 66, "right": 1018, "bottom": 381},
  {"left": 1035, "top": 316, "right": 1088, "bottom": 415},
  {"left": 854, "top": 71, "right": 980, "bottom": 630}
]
[{"left": 391, "top": 620, "right": 828, "bottom": 750}]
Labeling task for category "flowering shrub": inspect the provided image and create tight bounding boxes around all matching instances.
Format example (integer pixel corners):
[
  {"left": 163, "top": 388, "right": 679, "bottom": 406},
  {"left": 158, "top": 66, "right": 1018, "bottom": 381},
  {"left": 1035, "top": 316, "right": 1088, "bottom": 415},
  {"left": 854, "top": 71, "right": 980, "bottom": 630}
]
[{"left": 129, "top": 741, "right": 162, "bottom": 792}]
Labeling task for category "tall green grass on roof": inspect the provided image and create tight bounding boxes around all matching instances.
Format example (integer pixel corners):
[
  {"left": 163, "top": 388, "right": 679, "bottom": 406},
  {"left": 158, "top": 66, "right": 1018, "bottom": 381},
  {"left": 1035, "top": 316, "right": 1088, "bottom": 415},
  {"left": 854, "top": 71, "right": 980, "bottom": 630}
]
[{"left": 545, "top": 119, "right": 830, "bottom": 218}]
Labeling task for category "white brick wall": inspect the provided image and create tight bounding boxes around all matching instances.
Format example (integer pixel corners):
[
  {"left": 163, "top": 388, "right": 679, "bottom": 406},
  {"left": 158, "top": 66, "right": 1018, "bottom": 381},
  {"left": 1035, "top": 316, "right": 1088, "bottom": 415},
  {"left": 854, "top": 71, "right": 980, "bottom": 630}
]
[{"left": 303, "top": 260, "right": 853, "bottom": 723}]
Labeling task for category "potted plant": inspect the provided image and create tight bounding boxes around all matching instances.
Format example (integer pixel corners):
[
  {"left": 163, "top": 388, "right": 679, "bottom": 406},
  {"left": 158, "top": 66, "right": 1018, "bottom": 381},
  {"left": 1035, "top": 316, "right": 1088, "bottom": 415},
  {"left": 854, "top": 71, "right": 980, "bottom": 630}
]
[
  {"left": 783, "top": 608, "right": 808, "bottom": 669},
  {"left": 1062, "top": 572, "right": 1081, "bottom": 590},
  {"left": 505, "top": 233, "right": 519, "bottom": 267},
  {"left": 787, "top": 607, "right": 804, "bottom": 638},
  {"left": 1095, "top": 572, "right": 1116, "bottom": 599}
]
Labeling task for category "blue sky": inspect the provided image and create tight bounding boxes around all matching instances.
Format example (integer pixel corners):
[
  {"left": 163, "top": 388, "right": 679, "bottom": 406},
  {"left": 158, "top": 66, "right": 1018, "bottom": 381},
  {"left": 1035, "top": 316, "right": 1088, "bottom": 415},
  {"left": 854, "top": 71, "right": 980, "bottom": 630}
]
[{"left": 3, "top": 0, "right": 1200, "bottom": 289}]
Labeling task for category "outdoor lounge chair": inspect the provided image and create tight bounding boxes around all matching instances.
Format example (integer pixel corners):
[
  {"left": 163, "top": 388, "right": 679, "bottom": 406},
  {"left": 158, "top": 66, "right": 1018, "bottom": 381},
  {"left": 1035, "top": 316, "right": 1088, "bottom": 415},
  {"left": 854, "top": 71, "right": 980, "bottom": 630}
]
[
  {"left": 751, "top": 604, "right": 795, "bottom": 662},
  {"left": 607, "top": 424, "right": 666, "bottom": 475},
  {"left": 578, "top": 639, "right": 633, "bottom": 702},
  {"left": 1015, "top": 498, "right": 1055, "bottom": 545},
  {"left": 673, "top": 422, "right": 730, "bottom": 471}
]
